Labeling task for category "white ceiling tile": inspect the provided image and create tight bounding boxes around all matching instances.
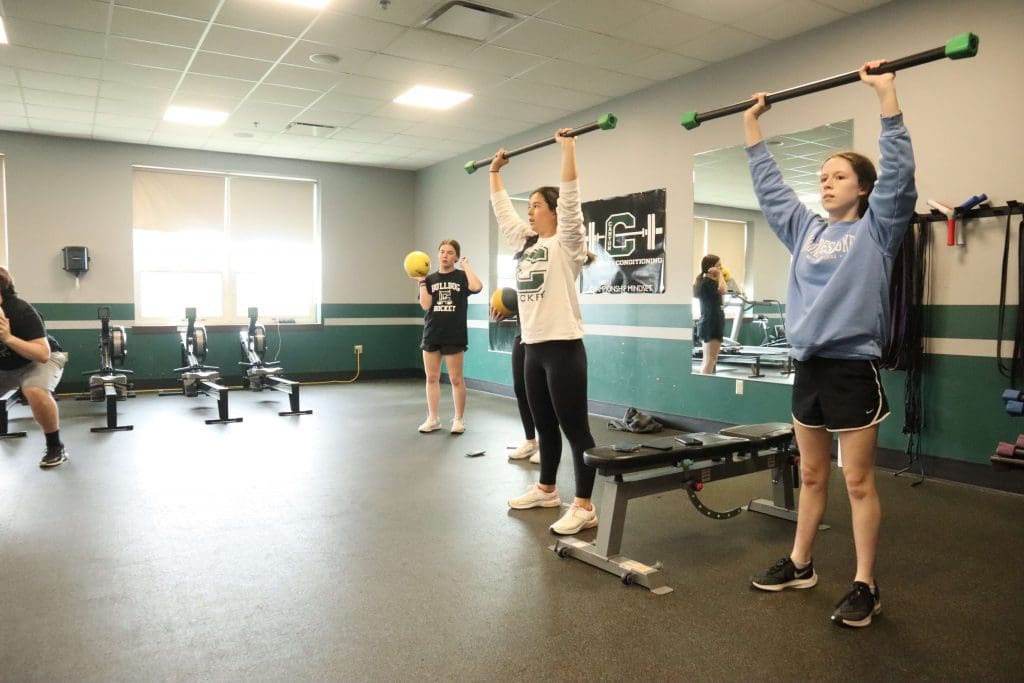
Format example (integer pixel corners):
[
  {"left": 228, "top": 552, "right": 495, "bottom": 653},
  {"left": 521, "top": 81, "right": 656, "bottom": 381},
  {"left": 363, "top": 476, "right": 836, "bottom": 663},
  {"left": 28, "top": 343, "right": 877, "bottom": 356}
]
[
  {"left": 92, "top": 126, "right": 155, "bottom": 143},
  {"left": 0, "top": 47, "right": 103, "bottom": 78},
  {"left": 280, "top": 42, "right": 375, "bottom": 73},
  {"left": 384, "top": 133, "right": 459, "bottom": 152},
  {"left": 189, "top": 52, "right": 274, "bottom": 81},
  {"left": 437, "top": 111, "right": 536, "bottom": 136},
  {"left": 448, "top": 46, "right": 547, "bottom": 77},
  {"left": 110, "top": 7, "right": 208, "bottom": 48},
  {"left": 610, "top": 7, "right": 720, "bottom": 49},
  {"left": 369, "top": 102, "right": 433, "bottom": 123},
  {"left": 264, "top": 64, "right": 343, "bottom": 91},
  {"left": 314, "top": 92, "right": 388, "bottom": 115},
  {"left": 113, "top": 0, "right": 221, "bottom": 22},
  {"left": 249, "top": 83, "right": 323, "bottom": 108},
  {"left": 518, "top": 60, "right": 653, "bottom": 98},
  {"left": 324, "top": 1, "right": 438, "bottom": 27},
  {"left": 326, "top": 74, "right": 407, "bottom": 101},
  {"left": 303, "top": 13, "right": 407, "bottom": 52},
  {"left": 382, "top": 29, "right": 481, "bottom": 66},
  {"left": 100, "top": 63, "right": 182, "bottom": 89},
  {"left": 490, "top": 19, "right": 591, "bottom": 58},
  {"left": 29, "top": 119, "right": 94, "bottom": 136},
  {"left": 557, "top": 34, "right": 660, "bottom": 71},
  {"left": 348, "top": 115, "right": 415, "bottom": 134},
  {"left": 230, "top": 101, "right": 305, "bottom": 130},
  {"left": 201, "top": 24, "right": 297, "bottom": 61},
  {"left": 329, "top": 127, "right": 394, "bottom": 143},
  {"left": 656, "top": 0, "right": 788, "bottom": 24},
  {"left": 178, "top": 73, "right": 256, "bottom": 99},
  {"left": 675, "top": 26, "right": 773, "bottom": 62},
  {"left": 0, "top": 85, "right": 23, "bottom": 103},
  {"left": 426, "top": 66, "right": 502, "bottom": 93},
  {"left": 22, "top": 88, "right": 97, "bottom": 111},
  {"left": 24, "top": 105, "right": 96, "bottom": 124},
  {"left": 0, "top": 101, "right": 27, "bottom": 116},
  {"left": 815, "top": 0, "right": 891, "bottom": 12},
  {"left": 96, "top": 97, "right": 167, "bottom": 118},
  {"left": 215, "top": 0, "right": 322, "bottom": 36},
  {"left": 98, "top": 81, "right": 175, "bottom": 103},
  {"left": 292, "top": 109, "right": 362, "bottom": 128},
  {"left": 106, "top": 37, "right": 194, "bottom": 70},
  {"left": 616, "top": 51, "right": 706, "bottom": 81},
  {"left": 734, "top": 0, "right": 845, "bottom": 40},
  {"left": 94, "top": 111, "right": 160, "bottom": 130},
  {"left": 349, "top": 53, "right": 446, "bottom": 83},
  {"left": 17, "top": 71, "right": 99, "bottom": 97},
  {"left": 537, "top": 0, "right": 662, "bottom": 34},
  {"left": 4, "top": 0, "right": 111, "bottom": 33},
  {"left": 168, "top": 92, "right": 240, "bottom": 113},
  {"left": 6, "top": 19, "right": 108, "bottom": 59},
  {"left": 0, "top": 115, "right": 30, "bottom": 130},
  {"left": 311, "top": 138, "right": 369, "bottom": 154},
  {"left": 477, "top": 82, "right": 605, "bottom": 112},
  {"left": 0, "top": 67, "right": 16, "bottom": 86}
]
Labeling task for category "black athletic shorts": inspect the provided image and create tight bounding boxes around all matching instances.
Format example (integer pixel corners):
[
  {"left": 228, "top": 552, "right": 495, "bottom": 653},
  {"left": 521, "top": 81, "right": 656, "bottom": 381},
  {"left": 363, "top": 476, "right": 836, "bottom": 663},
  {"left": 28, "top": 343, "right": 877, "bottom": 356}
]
[
  {"left": 791, "top": 357, "right": 889, "bottom": 432},
  {"left": 421, "top": 343, "right": 466, "bottom": 355}
]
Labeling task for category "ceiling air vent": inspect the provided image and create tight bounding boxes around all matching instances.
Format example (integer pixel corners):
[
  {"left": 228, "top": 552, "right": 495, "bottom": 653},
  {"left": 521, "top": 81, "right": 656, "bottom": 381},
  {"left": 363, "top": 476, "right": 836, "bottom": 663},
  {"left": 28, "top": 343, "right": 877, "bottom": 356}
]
[
  {"left": 420, "top": 1, "right": 517, "bottom": 41},
  {"left": 285, "top": 121, "right": 337, "bottom": 138}
]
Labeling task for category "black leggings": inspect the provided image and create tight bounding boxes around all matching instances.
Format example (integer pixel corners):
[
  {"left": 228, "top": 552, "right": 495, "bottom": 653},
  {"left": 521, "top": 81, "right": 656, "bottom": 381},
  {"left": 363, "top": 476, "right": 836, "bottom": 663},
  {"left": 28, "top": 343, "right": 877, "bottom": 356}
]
[
  {"left": 511, "top": 335, "right": 535, "bottom": 440},
  {"left": 523, "top": 339, "right": 596, "bottom": 499}
]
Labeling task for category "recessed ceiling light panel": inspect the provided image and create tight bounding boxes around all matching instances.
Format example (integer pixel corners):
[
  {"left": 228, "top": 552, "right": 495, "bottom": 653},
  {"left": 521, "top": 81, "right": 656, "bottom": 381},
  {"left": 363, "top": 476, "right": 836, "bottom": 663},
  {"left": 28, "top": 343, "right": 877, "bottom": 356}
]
[
  {"left": 394, "top": 85, "right": 472, "bottom": 110},
  {"left": 164, "top": 106, "right": 229, "bottom": 126}
]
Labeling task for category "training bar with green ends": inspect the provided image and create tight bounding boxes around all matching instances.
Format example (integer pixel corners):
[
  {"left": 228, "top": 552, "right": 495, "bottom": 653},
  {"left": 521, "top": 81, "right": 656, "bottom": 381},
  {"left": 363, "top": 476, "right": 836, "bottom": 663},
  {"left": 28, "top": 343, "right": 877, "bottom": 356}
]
[
  {"left": 680, "top": 32, "right": 979, "bottom": 131},
  {"left": 464, "top": 113, "right": 618, "bottom": 174}
]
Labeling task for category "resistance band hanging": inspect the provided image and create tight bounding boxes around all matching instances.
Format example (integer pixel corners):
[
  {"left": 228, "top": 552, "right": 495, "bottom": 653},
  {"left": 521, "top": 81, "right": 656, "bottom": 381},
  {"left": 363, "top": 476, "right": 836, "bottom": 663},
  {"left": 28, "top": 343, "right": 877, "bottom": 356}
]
[
  {"left": 680, "top": 32, "right": 979, "bottom": 130},
  {"left": 996, "top": 201, "right": 1024, "bottom": 388}
]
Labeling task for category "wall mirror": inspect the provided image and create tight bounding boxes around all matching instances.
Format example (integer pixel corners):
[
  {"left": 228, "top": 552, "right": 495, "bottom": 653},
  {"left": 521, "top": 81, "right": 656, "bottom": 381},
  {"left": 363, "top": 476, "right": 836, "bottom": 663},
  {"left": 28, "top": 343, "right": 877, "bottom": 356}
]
[{"left": 691, "top": 120, "right": 853, "bottom": 384}]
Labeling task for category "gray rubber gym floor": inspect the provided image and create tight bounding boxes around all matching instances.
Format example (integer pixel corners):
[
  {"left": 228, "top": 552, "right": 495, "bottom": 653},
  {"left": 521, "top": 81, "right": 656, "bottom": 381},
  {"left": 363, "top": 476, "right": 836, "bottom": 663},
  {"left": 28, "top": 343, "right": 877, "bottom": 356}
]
[{"left": 2, "top": 379, "right": 1022, "bottom": 681}]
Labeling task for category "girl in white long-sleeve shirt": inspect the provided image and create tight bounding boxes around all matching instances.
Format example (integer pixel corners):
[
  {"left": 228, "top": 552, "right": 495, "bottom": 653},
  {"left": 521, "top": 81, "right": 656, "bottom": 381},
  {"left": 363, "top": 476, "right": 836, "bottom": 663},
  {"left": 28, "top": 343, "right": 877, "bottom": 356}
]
[{"left": 489, "top": 128, "right": 598, "bottom": 536}]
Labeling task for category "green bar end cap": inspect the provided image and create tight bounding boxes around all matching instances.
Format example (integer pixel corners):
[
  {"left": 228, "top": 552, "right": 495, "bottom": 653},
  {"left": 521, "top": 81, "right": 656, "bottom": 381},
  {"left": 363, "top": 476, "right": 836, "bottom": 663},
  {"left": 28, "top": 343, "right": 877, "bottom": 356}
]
[
  {"left": 597, "top": 113, "right": 618, "bottom": 130},
  {"left": 680, "top": 111, "right": 700, "bottom": 130},
  {"left": 464, "top": 160, "right": 478, "bottom": 175},
  {"left": 946, "top": 32, "right": 979, "bottom": 59}
]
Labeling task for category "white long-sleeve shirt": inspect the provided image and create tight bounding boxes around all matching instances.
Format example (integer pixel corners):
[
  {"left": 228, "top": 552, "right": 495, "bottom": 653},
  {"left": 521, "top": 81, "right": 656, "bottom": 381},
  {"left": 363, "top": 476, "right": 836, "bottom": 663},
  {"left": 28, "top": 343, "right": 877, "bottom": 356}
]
[{"left": 490, "top": 179, "right": 587, "bottom": 344}]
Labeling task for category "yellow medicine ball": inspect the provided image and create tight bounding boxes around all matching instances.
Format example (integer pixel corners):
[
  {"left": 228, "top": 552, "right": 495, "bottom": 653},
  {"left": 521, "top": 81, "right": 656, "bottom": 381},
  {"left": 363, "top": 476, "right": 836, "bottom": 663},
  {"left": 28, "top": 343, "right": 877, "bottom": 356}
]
[
  {"left": 403, "top": 251, "right": 431, "bottom": 278},
  {"left": 491, "top": 287, "right": 518, "bottom": 317}
]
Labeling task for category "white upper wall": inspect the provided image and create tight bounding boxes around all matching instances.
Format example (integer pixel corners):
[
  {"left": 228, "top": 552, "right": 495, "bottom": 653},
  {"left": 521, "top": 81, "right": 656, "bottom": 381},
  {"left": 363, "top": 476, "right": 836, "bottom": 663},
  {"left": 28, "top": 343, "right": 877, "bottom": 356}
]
[
  {"left": 0, "top": 131, "right": 416, "bottom": 305},
  {"left": 415, "top": 0, "right": 1024, "bottom": 308}
]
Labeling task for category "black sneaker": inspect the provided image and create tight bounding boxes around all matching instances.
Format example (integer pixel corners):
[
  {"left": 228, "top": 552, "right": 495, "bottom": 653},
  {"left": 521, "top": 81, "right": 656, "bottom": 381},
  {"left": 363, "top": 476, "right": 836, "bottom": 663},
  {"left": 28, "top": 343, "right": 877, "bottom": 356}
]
[
  {"left": 751, "top": 556, "right": 818, "bottom": 591},
  {"left": 39, "top": 445, "right": 68, "bottom": 468},
  {"left": 831, "top": 581, "right": 881, "bottom": 628}
]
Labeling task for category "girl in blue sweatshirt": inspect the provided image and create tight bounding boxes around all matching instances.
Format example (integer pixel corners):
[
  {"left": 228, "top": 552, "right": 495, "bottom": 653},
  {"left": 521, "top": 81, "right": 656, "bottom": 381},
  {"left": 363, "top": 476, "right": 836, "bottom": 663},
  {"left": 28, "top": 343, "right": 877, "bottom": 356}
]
[{"left": 744, "top": 61, "right": 917, "bottom": 628}]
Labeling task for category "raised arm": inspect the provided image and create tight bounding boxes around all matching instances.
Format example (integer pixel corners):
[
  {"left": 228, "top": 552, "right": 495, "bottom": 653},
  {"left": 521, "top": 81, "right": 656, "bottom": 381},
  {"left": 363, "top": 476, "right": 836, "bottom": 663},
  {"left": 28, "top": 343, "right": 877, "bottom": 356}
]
[
  {"left": 460, "top": 256, "right": 482, "bottom": 293},
  {"left": 489, "top": 148, "right": 536, "bottom": 249},
  {"left": 554, "top": 128, "right": 586, "bottom": 263}
]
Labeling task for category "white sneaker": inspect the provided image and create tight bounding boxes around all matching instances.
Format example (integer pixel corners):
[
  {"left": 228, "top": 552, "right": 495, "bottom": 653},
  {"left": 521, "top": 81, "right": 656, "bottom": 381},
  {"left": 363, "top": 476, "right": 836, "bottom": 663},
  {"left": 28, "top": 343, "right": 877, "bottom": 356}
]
[
  {"left": 451, "top": 417, "right": 465, "bottom": 434},
  {"left": 507, "top": 441, "right": 537, "bottom": 460},
  {"left": 418, "top": 417, "right": 441, "bottom": 433},
  {"left": 528, "top": 452, "right": 540, "bottom": 464},
  {"left": 508, "top": 484, "right": 561, "bottom": 510},
  {"left": 549, "top": 504, "right": 598, "bottom": 535}
]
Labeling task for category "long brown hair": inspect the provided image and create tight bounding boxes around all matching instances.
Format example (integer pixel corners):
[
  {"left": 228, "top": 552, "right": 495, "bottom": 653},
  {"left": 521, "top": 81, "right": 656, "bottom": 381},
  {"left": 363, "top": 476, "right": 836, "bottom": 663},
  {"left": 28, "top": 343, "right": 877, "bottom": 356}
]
[
  {"left": 693, "top": 254, "right": 720, "bottom": 295},
  {"left": 825, "top": 152, "right": 877, "bottom": 218},
  {"left": 438, "top": 239, "right": 461, "bottom": 257}
]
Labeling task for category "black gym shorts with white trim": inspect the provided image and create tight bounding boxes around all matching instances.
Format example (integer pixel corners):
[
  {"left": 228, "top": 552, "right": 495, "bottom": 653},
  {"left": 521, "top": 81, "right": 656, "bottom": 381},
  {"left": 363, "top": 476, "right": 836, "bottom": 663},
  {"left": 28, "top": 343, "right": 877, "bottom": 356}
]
[{"left": 791, "top": 357, "right": 889, "bottom": 432}]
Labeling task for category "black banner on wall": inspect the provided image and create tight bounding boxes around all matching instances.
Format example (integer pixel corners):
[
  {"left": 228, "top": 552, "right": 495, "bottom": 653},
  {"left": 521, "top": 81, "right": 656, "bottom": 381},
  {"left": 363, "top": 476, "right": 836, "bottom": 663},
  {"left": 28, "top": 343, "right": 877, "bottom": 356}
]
[{"left": 581, "top": 188, "right": 666, "bottom": 294}]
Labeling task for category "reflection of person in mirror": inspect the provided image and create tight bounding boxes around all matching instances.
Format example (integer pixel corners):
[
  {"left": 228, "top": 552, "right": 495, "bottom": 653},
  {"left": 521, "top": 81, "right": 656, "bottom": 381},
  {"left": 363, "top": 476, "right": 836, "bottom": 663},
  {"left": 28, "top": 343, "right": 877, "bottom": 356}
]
[
  {"left": 693, "top": 254, "right": 726, "bottom": 374},
  {"left": 743, "top": 61, "right": 917, "bottom": 629}
]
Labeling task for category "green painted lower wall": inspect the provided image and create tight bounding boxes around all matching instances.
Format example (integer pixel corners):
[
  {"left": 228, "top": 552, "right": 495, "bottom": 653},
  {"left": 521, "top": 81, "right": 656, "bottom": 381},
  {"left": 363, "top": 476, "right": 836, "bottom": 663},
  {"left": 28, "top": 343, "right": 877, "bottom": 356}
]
[{"left": 35, "top": 301, "right": 1023, "bottom": 468}]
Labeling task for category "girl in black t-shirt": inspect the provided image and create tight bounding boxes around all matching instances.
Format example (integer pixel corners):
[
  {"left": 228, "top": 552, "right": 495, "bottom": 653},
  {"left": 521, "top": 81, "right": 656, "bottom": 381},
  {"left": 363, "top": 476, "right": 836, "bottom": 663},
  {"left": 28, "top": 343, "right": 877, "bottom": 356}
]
[
  {"left": 414, "top": 239, "right": 481, "bottom": 434},
  {"left": 693, "top": 254, "right": 727, "bottom": 374}
]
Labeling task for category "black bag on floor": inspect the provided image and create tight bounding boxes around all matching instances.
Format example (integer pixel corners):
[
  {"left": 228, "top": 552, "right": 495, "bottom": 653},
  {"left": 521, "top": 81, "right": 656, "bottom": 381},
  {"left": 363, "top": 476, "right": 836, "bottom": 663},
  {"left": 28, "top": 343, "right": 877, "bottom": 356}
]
[{"left": 608, "top": 407, "right": 663, "bottom": 433}]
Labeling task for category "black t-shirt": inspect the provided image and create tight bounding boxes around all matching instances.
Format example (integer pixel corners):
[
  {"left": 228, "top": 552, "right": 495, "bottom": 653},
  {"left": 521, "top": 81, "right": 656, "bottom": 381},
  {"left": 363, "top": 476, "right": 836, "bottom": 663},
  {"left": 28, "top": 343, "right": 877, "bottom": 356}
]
[
  {"left": 0, "top": 296, "right": 47, "bottom": 370},
  {"left": 421, "top": 269, "right": 476, "bottom": 347},
  {"left": 697, "top": 277, "right": 725, "bottom": 328}
]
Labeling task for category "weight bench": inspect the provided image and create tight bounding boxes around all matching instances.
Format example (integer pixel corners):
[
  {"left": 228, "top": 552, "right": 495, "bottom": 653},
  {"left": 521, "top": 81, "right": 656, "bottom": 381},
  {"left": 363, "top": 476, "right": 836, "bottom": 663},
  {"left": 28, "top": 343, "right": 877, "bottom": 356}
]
[
  {"left": 550, "top": 422, "right": 808, "bottom": 595},
  {"left": 0, "top": 388, "right": 27, "bottom": 439}
]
